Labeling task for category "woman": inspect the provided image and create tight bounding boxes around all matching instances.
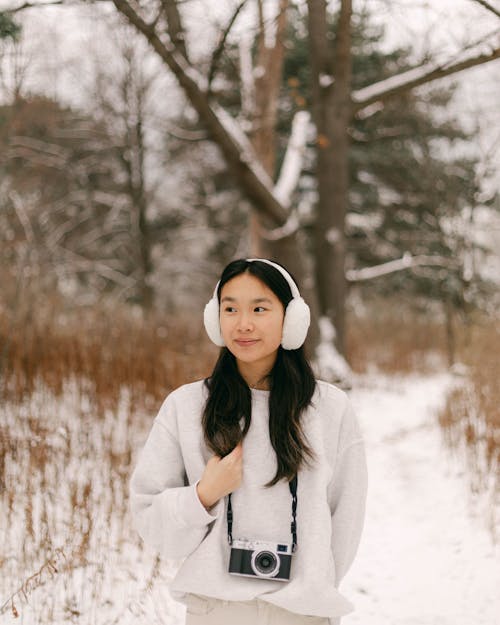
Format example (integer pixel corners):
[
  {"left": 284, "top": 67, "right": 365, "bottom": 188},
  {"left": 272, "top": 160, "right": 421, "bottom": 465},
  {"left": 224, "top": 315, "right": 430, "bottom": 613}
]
[{"left": 129, "top": 258, "right": 368, "bottom": 625}]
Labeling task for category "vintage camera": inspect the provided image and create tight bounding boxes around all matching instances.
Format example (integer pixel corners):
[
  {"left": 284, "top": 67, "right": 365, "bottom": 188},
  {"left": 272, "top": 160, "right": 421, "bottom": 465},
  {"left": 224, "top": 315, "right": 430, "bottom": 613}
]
[{"left": 228, "top": 538, "right": 293, "bottom": 582}]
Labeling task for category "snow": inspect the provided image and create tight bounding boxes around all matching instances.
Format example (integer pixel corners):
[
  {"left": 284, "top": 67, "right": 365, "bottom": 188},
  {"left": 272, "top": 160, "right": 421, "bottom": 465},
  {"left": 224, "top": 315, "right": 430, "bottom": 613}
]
[
  {"left": 319, "top": 74, "right": 335, "bottom": 88},
  {"left": 352, "top": 61, "right": 445, "bottom": 106},
  {"left": 343, "top": 373, "right": 500, "bottom": 625},
  {"left": 352, "top": 37, "right": 500, "bottom": 108},
  {"left": 261, "top": 212, "right": 300, "bottom": 241},
  {"left": 213, "top": 105, "right": 276, "bottom": 192},
  {"left": 313, "top": 316, "right": 352, "bottom": 385},
  {"left": 346, "top": 212, "right": 383, "bottom": 232},
  {"left": 1, "top": 373, "right": 498, "bottom": 624},
  {"left": 238, "top": 36, "right": 254, "bottom": 117},
  {"left": 346, "top": 253, "right": 454, "bottom": 283},
  {"left": 326, "top": 228, "right": 343, "bottom": 244},
  {"left": 273, "top": 110, "right": 310, "bottom": 208}
]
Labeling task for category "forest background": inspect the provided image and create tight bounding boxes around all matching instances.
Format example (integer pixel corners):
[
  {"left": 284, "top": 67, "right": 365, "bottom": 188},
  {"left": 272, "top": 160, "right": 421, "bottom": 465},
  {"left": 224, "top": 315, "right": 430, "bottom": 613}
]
[{"left": 0, "top": 0, "right": 499, "bottom": 623}]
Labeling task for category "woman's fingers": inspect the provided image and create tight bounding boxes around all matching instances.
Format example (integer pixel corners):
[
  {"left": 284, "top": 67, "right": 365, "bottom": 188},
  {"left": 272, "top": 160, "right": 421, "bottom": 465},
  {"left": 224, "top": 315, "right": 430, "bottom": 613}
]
[{"left": 198, "top": 441, "right": 244, "bottom": 507}]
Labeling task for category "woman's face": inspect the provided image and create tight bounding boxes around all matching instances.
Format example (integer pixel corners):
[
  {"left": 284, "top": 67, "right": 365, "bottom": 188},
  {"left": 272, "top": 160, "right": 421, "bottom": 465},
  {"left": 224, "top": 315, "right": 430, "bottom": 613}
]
[{"left": 219, "top": 272, "right": 285, "bottom": 382}]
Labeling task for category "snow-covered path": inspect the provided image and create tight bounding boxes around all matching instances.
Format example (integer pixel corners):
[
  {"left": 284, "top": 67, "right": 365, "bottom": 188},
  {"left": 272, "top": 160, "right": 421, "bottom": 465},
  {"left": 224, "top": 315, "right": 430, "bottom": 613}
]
[
  {"left": 342, "top": 374, "right": 499, "bottom": 625},
  {"left": 2, "top": 373, "right": 498, "bottom": 625}
]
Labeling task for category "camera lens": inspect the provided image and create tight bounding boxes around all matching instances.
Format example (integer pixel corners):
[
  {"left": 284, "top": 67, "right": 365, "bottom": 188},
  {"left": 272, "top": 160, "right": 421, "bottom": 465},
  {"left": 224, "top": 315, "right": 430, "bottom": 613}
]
[{"left": 252, "top": 550, "right": 279, "bottom": 577}]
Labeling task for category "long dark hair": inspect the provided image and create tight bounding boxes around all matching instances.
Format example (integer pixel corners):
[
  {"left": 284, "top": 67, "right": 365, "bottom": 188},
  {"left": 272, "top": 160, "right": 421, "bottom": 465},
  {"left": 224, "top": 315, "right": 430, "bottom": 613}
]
[{"left": 202, "top": 259, "right": 317, "bottom": 487}]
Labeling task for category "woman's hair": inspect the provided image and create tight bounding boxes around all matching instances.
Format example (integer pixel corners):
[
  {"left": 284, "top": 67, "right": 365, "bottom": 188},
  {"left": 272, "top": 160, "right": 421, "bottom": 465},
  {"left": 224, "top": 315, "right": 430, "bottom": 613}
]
[{"left": 202, "top": 258, "right": 317, "bottom": 487}]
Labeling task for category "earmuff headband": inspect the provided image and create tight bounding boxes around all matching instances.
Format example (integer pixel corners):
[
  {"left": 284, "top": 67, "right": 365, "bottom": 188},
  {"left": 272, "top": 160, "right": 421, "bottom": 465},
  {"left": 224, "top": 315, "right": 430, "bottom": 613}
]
[{"left": 204, "top": 258, "right": 310, "bottom": 350}]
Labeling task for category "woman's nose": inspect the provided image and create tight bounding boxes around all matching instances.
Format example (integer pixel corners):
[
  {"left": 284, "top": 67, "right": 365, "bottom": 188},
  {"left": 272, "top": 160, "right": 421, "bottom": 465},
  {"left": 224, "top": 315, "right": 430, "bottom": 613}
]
[{"left": 237, "top": 313, "right": 254, "bottom": 331}]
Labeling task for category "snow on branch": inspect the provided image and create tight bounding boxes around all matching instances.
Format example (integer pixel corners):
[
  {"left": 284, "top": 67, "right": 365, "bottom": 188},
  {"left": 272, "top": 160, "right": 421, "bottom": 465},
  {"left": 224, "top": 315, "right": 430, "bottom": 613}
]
[
  {"left": 261, "top": 212, "right": 299, "bottom": 241},
  {"left": 110, "top": 0, "right": 287, "bottom": 226},
  {"left": 346, "top": 252, "right": 457, "bottom": 282},
  {"left": 239, "top": 36, "right": 255, "bottom": 119},
  {"left": 313, "top": 317, "right": 352, "bottom": 386},
  {"left": 4, "top": 0, "right": 64, "bottom": 14},
  {"left": 170, "top": 46, "right": 209, "bottom": 92},
  {"left": 213, "top": 104, "right": 276, "bottom": 191},
  {"left": 472, "top": 0, "right": 500, "bottom": 19},
  {"left": 352, "top": 39, "right": 500, "bottom": 112},
  {"left": 273, "top": 110, "right": 310, "bottom": 208},
  {"left": 55, "top": 246, "right": 137, "bottom": 288}
]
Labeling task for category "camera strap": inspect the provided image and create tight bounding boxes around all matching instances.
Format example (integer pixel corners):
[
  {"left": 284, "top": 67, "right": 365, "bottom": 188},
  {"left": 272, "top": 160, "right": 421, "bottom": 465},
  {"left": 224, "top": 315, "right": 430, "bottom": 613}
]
[{"left": 226, "top": 474, "right": 298, "bottom": 552}]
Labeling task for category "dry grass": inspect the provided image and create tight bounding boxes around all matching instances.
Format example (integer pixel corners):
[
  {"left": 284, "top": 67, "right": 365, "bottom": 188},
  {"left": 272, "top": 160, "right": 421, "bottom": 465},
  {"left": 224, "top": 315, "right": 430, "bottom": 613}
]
[
  {"left": 0, "top": 294, "right": 217, "bottom": 410},
  {"left": 0, "top": 292, "right": 498, "bottom": 621},
  {"left": 347, "top": 300, "right": 499, "bottom": 534},
  {"left": 346, "top": 302, "right": 448, "bottom": 374},
  {"left": 437, "top": 317, "right": 500, "bottom": 536},
  {"left": 0, "top": 376, "right": 177, "bottom": 623},
  {"left": 0, "top": 292, "right": 218, "bottom": 621}
]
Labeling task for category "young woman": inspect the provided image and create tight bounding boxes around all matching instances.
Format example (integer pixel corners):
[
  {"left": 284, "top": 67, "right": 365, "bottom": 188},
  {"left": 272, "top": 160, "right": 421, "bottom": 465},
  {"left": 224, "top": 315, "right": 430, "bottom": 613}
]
[{"left": 129, "top": 258, "right": 368, "bottom": 625}]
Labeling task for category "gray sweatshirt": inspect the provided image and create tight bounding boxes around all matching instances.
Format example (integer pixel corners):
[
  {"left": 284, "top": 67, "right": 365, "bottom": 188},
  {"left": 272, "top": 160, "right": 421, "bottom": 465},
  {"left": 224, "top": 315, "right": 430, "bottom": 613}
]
[{"left": 129, "top": 379, "right": 368, "bottom": 623}]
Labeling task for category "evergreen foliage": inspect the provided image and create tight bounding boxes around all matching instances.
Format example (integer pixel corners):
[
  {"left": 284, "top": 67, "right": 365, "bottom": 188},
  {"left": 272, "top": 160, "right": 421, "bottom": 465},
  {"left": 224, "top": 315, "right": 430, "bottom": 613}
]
[
  {"left": 0, "top": 13, "right": 20, "bottom": 41},
  {"left": 280, "top": 7, "right": 496, "bottom": 311}
]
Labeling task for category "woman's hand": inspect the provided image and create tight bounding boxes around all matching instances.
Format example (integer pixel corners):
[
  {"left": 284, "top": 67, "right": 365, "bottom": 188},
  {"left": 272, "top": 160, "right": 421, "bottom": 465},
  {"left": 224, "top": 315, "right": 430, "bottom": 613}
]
[{"left": 196, "top": 442, "right": 243, "bottom": 510}]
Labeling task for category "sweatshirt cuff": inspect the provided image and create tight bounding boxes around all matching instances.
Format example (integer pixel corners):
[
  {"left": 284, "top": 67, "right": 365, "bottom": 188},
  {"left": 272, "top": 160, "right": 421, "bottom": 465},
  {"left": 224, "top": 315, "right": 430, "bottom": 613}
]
[{"left": 185, "top": 480, "right": 220, "bottom": 524}]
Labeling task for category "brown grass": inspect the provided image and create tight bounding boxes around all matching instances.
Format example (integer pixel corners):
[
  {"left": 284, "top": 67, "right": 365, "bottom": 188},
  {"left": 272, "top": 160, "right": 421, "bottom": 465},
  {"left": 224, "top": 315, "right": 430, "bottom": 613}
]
[
  {"left": 0, "top": 291, "right": 498, "bottom": 620},
  {"left": 0, "top": 294, "right": 218, "bottom": 410},
  {"left": 347, "top": 300, "right": 499, "bottom": 535},
  {"left": 346, "top": 301, "right": 448, "bottom": 374},
  {"left": 437, "top": 317, "right": 500, "bottom": 535},
  {"left": 0, "top": 292, "right": 220, "bottom": 621}
]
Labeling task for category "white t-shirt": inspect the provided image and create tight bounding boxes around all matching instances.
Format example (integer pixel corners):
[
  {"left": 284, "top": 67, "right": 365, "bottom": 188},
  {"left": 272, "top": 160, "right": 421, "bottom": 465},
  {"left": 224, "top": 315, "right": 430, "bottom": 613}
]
[{"left": 129, "top": 379, "right": 368, "bottom": 623}]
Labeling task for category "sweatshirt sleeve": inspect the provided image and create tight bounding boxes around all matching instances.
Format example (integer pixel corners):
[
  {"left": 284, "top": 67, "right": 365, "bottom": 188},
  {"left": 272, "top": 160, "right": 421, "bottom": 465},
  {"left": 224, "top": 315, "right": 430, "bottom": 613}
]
[
  {"left": 327, "top": 399, "right": 368, "bottom": 586},
  {"left": 129, "top": 392, "right": 220, "bottom": 560}
]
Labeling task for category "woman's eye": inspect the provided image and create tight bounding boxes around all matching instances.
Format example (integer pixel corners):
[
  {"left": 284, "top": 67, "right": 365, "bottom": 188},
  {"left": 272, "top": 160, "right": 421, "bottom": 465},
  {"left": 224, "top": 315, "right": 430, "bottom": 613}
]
[
  {"left": 224, "top": 306, "right": 236, "bottom": 313},
  {"left": 255, "top": 307, "right": 266, "bottom": 312}
]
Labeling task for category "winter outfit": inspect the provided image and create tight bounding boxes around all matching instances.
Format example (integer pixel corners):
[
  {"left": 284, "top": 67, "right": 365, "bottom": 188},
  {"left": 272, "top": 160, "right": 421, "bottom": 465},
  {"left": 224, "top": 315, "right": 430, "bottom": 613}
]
[{"left": 129, "top": 379, "right": 368, "bottom": 625}]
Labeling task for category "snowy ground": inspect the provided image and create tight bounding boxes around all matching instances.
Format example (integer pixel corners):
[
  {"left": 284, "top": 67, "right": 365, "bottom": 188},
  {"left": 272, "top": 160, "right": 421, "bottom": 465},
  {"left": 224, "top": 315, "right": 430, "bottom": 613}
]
[
  {"left": 1, "top": 373, "right": 498, "bottom": 624},
  {"left": 343, "top": 373, "right": 499, "bottom": 625}
]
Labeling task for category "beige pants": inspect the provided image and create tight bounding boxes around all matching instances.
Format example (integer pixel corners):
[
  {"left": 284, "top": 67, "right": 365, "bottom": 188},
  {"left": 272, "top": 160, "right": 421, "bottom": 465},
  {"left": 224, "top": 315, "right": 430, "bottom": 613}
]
[{"left": 185, "top": 593, "right": 330, "bottom": 625}]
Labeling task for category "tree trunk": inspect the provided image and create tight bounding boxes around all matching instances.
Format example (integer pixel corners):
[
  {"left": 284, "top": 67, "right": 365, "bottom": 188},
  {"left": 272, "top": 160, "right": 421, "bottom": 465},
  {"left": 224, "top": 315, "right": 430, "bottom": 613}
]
[
  {"left": 308, "top": 0, "right": 352, "bottom": 354},
  {"left": 248, "top": 0, "right": 288, "bottom": 259}
]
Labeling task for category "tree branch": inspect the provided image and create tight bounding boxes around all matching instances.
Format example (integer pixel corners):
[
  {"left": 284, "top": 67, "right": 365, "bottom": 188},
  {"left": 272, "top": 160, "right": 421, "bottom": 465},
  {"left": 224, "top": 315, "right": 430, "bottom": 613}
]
[
  {"left": 208, "top": 0, "right": 248, "bottom": 93},
  {"left": 273, "top": 110, "right": 310, "bottom": 208},
  {"left": 346, "top": 252, "right": 457, "bottom": 282},
  {"left": 4, "top": 0, "right": 80, "bottom": 13},
  {"left": 159, "top": 0, "right": 188, "bottom": 60},
  {"left": 352, "top": 42, "right": 500, "bottom": 112},
  {"left": 110, "top": 0, "right": 288, "bottom": 226},
  {"left": 55, "top": 246, "right": 137, "bottom": 288},
  {"left": 470, "top": 0, "right": 500, "bottom": 19}
]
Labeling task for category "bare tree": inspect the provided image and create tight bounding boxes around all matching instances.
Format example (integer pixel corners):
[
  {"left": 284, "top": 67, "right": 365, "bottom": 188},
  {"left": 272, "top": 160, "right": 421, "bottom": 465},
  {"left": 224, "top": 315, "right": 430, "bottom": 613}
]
[
  {"left": 91, "top": 28, "right": 158, "bottom": 308},
  {"left": 2, "top": 0, "right": 500, "bottom": 377}
]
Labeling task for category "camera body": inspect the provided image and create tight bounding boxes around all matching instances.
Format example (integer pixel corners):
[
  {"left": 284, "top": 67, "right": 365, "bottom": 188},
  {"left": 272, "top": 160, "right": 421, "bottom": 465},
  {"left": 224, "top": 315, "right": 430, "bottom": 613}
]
[{"left": 228, "top": 538, "right": 293, "bottom": 582}]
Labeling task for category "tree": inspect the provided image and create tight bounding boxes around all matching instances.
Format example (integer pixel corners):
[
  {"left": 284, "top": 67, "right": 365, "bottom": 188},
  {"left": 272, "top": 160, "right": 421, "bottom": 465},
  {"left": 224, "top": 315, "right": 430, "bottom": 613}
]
[
  {"left": 96, "top": 0, "right": 500, "bottom": 365},
  {"left": 306, "top": 0, "right": 500, "bottom": 354},
  {"left": 0, "top": 95, "right": 137, "bottom": 297},
  {"left": 2, "top": 0, "right": 499, "bottom": 378},
  {"left": 285, "top": 9, "right": 488, "bottom": 299},
  {"left": 0, "top": 13, "right": 19, "bottom": 39}
]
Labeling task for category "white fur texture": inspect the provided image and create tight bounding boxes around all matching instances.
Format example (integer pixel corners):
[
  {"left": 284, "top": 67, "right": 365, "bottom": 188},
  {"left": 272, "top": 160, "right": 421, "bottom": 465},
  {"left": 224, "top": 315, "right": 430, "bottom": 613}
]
[
  {"left": 203, "top": 296, "right": 310, "bottom": 350},
  {"left": 203, "top": 298, "right": 225, "bottom": 346},
  {"left": 281, "top": 297, "right": 310, "bottom": 349}
]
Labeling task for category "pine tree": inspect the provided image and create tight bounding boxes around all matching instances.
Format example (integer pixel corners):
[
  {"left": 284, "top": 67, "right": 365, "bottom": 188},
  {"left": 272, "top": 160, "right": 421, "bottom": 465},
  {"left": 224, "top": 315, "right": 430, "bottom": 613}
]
[
  {"left": 280, "top": 7, "right": 494, "bottom": 310},
  {"left": 0, "top": 13, "right": 21, "bottom": 41}
]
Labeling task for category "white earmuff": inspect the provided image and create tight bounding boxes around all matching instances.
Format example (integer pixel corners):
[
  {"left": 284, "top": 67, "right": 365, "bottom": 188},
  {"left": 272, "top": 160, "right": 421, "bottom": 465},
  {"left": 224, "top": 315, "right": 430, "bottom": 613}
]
[
  {"left": 203, "top": 259, "right": 310, "bottom": 350},
  {"left": 203, "top": 282, "right": 225, "bottom": 346}
]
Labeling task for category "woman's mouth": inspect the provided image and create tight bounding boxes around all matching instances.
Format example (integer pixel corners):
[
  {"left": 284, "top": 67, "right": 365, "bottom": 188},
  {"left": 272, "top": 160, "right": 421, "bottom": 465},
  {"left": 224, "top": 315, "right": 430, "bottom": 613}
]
[{"left": 235, "top": 339, "right": 259, "bottom": 346}]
